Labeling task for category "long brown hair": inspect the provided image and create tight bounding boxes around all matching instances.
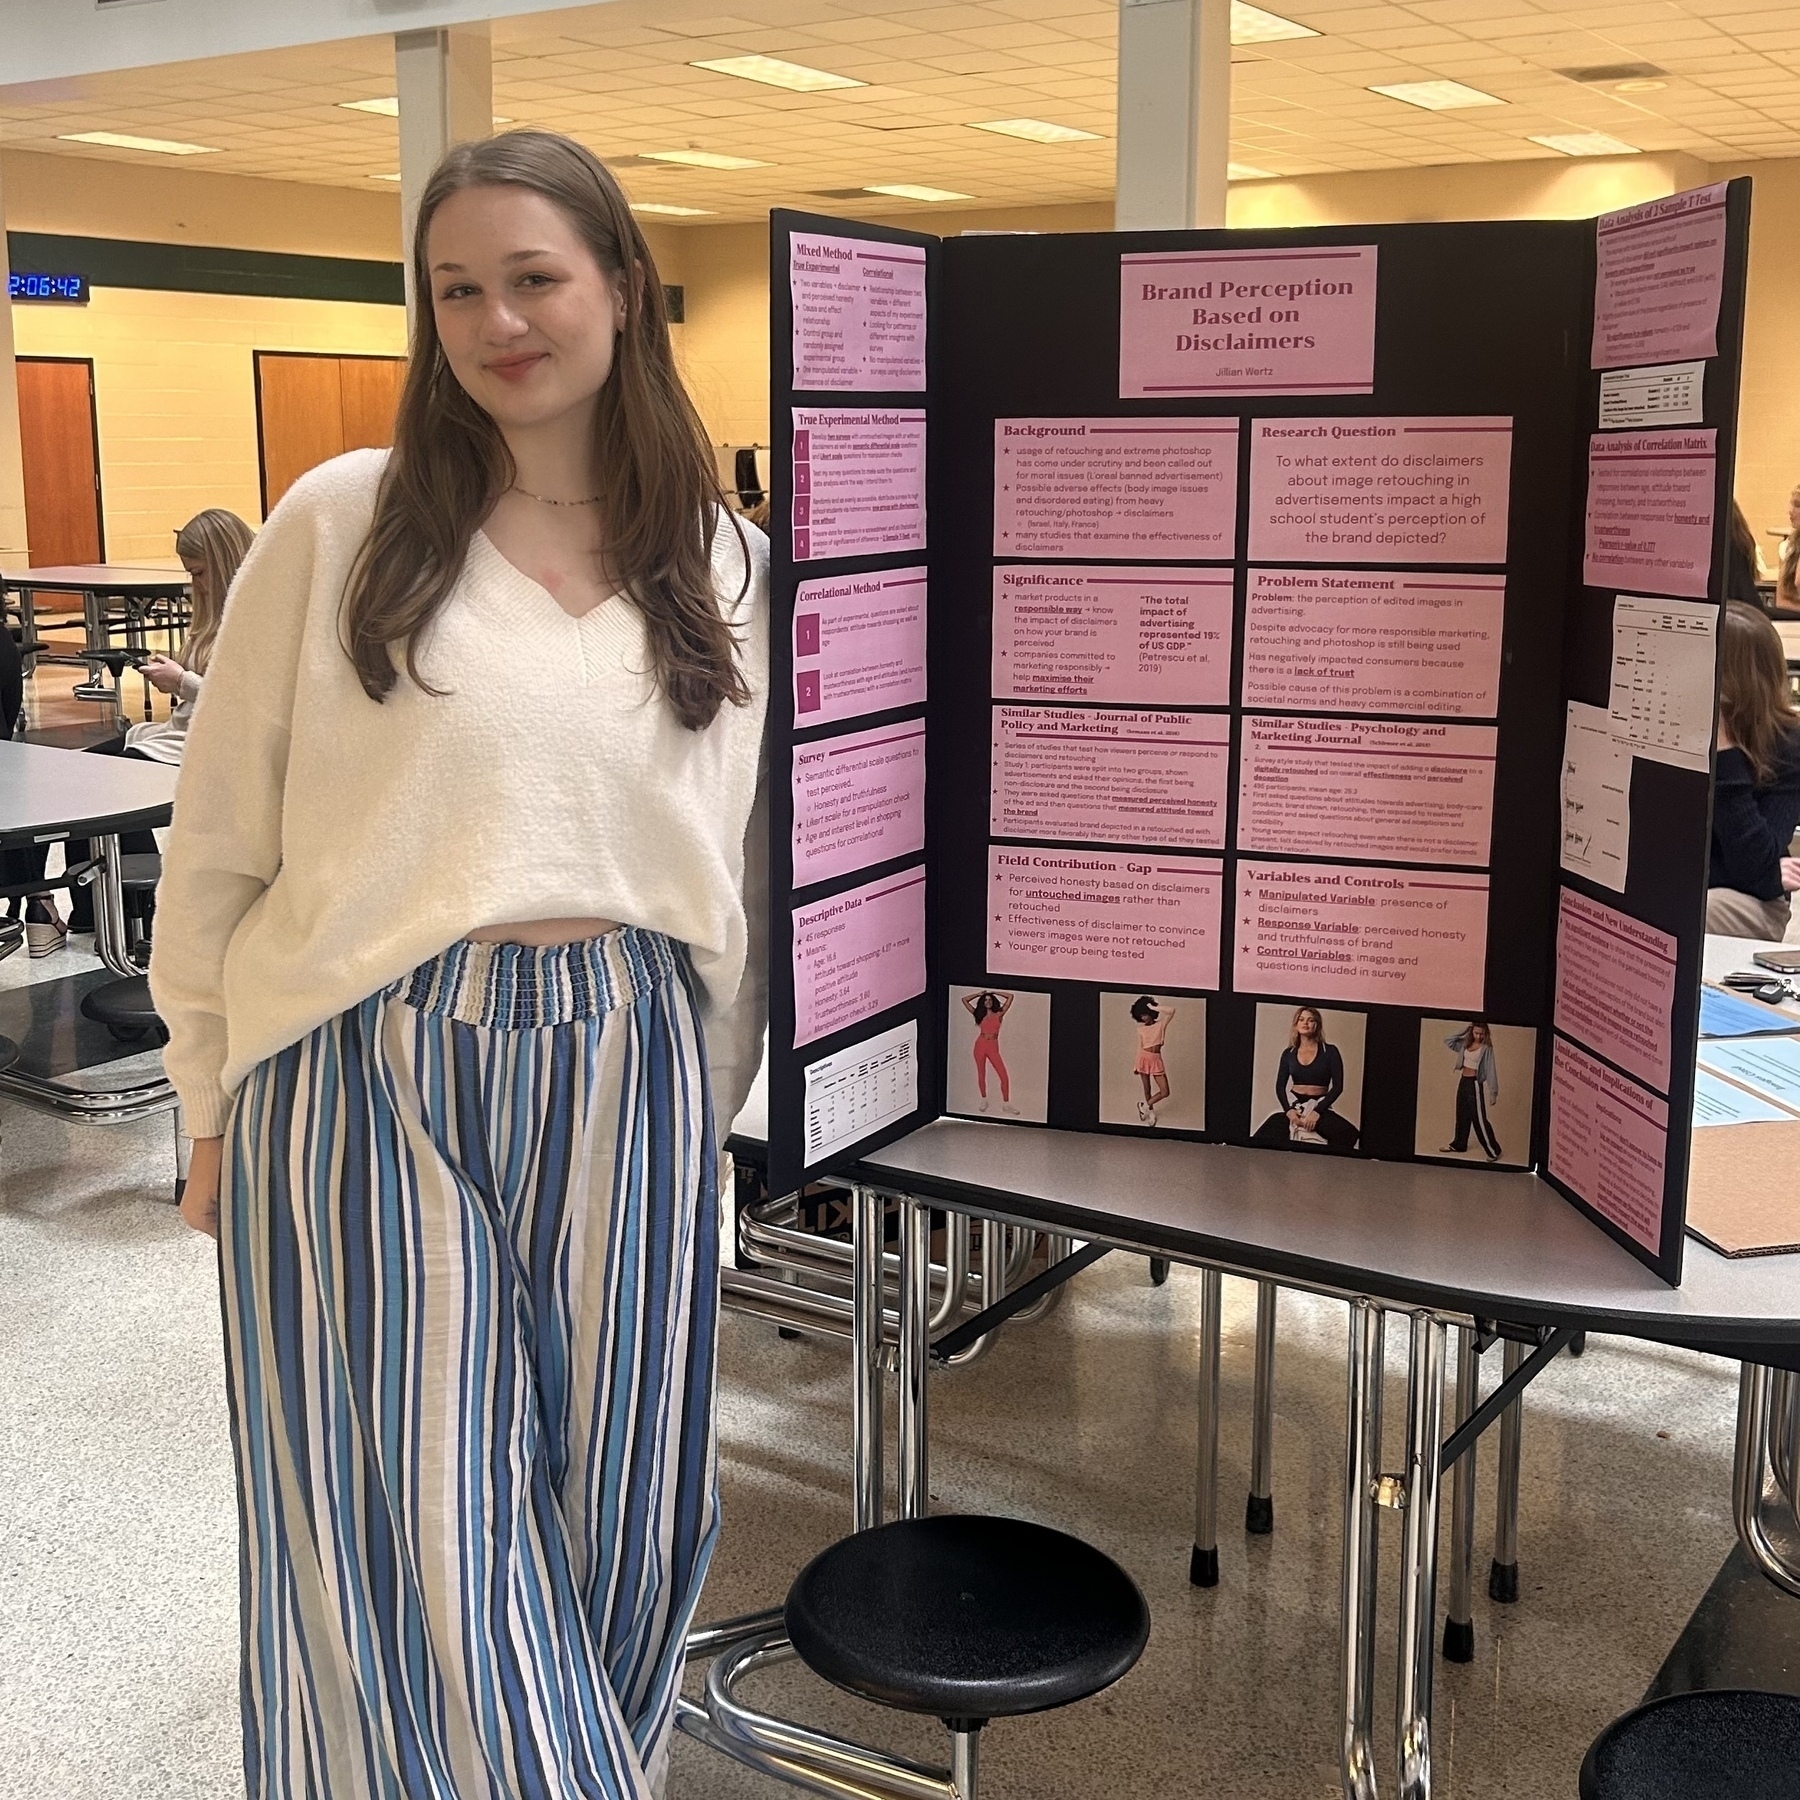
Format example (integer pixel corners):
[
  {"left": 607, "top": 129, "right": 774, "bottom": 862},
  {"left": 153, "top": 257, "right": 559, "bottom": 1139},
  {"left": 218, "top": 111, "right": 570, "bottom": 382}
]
[
  {"left": 175, "top": 507, "right": 254, "bottom": 676},
  {"left": 342, "top": 130, "right": 748, "bottom": 729},
  {"left": 1288, "top": 1007, "right": 1328, "bottom": 1052},
  {"left": 1719, "top": 599, "right": 1799, "bottom": 786}
]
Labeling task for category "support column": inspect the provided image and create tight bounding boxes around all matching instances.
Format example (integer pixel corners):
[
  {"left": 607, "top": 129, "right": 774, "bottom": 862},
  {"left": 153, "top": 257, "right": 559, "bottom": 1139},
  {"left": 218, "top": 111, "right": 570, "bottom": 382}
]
[
  {"left": 395, "top": 23, "right": 494, "bottom": 313},
  {"left": 0, "top": 163, "right": 30, "bottom": 566},
  {"left": 1114, "top": 0, "right": 1232, "bottom": 231}
]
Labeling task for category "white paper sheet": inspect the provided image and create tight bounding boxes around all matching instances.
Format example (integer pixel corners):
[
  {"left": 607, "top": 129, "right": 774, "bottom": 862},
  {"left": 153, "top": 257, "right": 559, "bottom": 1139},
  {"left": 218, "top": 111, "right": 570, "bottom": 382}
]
[
  {"left": 1560, "top": 700, "right": 1630, "bottom": 892},
  {"left": 802, "top": 1018, "right": 918, "bottom": 1165},
  {"left": 1598, "top": 361, "right": 1706, "bottom": 430},
  {"left": 1608, "top": 596, "right": 1717, "bottom": 773}
]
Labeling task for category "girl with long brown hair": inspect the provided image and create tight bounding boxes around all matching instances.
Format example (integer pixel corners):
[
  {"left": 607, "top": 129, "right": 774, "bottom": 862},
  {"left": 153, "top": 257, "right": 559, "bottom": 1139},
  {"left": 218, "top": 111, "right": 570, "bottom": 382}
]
[
  {"left": 1709, "top": 599, "right": 1800, "bottom": 939},
  {"left": 151, "top": 132, "right": 767, "bottom": 1799}
]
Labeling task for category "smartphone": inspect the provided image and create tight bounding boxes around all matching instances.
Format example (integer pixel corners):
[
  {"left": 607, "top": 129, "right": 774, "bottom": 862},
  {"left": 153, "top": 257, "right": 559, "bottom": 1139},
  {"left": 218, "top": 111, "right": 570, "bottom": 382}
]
[{"left": 1752, "top": 947, "right": 1800, "bottom": 973}]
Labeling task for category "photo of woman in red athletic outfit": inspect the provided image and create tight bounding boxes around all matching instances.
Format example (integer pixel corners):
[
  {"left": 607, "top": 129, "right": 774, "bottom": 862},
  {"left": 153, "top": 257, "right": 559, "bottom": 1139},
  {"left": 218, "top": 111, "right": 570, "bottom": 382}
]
[
  {"left": 947, "top": 986, "right": 1052, "bottom": 1123},
  {"left": 961, "top": 988, "right": 1018, "bottom": 1115}
]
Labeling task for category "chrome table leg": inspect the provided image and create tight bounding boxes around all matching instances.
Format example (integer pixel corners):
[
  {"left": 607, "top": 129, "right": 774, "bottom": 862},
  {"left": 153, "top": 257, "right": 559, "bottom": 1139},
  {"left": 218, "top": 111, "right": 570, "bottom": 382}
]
[
  {"left": 852, "top": 1184, "right": 885, "bottom": 1531},
  {"left": 1191, "top": 1266, "right": 1222, "bottom": 1587},
  {"left": 1735, "top": 1362, "right": 1800, "bottom": 1598},
  {"left": 1488, "top": 1336, "right": 1523, "bottom": 1603},
  {"left": 897, "top": 1198, "right": 932, "bottom": 1520},
  {"left": 1395, "top": 1314, "right": 1447, "bottom": 1800},
  {"left": 1442, "top": 1325, "right": 1479, "bottom": 1663},
  {"left": 1247, "top": 1278, "right": 1278, "bottom": 1535},
  {"left": 1341, "top": 1298, "right": 1385, "bottom": 1800}
]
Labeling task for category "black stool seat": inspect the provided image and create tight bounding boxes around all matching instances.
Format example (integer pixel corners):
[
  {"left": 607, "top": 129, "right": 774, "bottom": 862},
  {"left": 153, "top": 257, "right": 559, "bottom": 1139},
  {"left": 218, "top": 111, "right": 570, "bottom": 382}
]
[
  {"left": 0, "top": 1033, "right": 21, "bottom": 1073},
  {"left": 118, "top": 853, "right": 161, "bottom": 889},
  {"left": 80, "top": 975, "right": 162, "bottom": 1030},
  {"left": 1581, "top": 1690, "right": 1800, "bottom": 1799},
  {"left": 784, "top": 1514, "right": 1149, "bottom": 1722},
  {"left": 83, "top": 649, "right": 138, "bottom": 676}
]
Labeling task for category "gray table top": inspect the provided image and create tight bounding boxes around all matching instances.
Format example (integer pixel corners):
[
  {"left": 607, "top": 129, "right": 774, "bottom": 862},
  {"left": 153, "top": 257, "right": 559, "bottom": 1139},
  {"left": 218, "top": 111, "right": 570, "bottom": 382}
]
[
  {"left": 726, "top": 936, "right": 1800, "bottom": 1342},
  {"left": 0, "top": 741, "right": 179, "bottom": 844},
  {"left": 1, "top": 565, "right": 189, "bottom": 593}
]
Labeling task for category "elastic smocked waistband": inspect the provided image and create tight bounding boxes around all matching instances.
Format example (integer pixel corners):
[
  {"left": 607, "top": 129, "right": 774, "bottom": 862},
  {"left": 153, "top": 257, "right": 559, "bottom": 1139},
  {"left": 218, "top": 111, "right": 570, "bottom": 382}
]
[{"left": 396, "top": 928, "right": 688, "bottom": 1030}]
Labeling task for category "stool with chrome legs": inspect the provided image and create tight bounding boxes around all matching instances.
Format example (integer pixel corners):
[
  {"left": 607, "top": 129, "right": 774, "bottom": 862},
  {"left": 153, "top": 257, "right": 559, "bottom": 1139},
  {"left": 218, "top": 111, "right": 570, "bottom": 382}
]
[
  {"left": 678, "top": 1514, "right": 1149, "bottom": 1799},
  {"left": 1579, "top": 1689, "right": 1800, "bottom": 1799}
]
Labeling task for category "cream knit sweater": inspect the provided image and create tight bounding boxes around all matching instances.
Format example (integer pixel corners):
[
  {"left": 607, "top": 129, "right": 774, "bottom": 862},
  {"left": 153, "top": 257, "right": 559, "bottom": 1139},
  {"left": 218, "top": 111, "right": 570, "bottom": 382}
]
[{"left": 150, "top": 448, "right": 769, "bottom": 1139}]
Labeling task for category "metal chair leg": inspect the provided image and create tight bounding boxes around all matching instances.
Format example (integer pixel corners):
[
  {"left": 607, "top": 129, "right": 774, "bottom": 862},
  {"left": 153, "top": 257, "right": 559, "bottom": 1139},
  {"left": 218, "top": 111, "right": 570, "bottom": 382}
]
[
  {"left": 950, "top": 1727, "right": 979, "bottom": 1800},
  {"left": 1190, "top": 1266, "right": 1222, "bottom": 1586},
  {"left": 1442, "top": 1324, "right": 1479, "bottom": 1661},
  {"left": 1247, "top": 1278, "right": 1277, "bottom": 1534},
  {"left": 1489, "top": 1336, "right": 1523, "bottom": 1603}
]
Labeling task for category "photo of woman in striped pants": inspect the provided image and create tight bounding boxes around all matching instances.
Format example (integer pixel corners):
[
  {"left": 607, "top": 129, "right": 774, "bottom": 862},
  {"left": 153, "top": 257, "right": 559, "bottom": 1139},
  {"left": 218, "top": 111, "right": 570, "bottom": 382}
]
[{"left": 151, "top": 133, "right": 768, "bottom": 1799}]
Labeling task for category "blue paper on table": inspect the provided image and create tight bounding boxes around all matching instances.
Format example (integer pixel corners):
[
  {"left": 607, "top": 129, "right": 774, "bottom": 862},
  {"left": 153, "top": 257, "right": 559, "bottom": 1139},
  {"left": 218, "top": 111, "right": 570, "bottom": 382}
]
[
  {"left": 1696, "top": 1037, "right": 1800, "bottom": 1109},
  {"left": 1692, "top": 1069, "right": 1795, "bottom": 1127},
  {"left": 1698, "top": 985, "right": 1800, "bottom": 1039}
]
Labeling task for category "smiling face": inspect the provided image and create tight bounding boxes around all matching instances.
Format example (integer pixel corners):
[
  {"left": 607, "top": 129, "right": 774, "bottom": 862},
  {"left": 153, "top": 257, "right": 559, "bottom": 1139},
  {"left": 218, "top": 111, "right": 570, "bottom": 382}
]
[{"left": 427, "top": 183, "right": 627, "bottom": 438}]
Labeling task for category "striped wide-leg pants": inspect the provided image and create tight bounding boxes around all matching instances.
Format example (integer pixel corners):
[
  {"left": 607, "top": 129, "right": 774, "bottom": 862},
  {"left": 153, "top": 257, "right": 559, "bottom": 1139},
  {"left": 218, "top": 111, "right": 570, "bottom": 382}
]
[{"left": 218, "top": 929, "right": 721, "bottom": 1800}]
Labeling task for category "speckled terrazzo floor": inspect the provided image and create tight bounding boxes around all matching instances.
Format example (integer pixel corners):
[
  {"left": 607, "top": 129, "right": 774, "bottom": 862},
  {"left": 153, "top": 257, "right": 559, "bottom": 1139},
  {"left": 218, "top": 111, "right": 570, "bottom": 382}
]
[{"left": 0, "top": 943, "right": 1763, "bottom": 1800}]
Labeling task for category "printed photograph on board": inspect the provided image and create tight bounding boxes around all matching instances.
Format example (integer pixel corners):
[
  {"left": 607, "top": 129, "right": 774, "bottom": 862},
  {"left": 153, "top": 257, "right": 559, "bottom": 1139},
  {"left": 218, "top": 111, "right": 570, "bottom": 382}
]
[
  {"left": 1098, "top": 993, "right": 1206, "bottom": 1131},
  {"left": 1249, "top": 1003, "right": 1366, "bottom": 1154},
  {"left": 945, "top": 986, "right": 1051, "bottom": 1123},
  {"left": 1414, "top": 1019, "right": 1536, "bottom": 1167}
]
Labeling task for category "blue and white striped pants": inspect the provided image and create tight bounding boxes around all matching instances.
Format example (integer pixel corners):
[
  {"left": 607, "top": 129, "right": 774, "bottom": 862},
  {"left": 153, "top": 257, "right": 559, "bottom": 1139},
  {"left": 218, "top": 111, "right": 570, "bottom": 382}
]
[{"left": 219, "top": 929, "right": 721, "bottom": 1800}]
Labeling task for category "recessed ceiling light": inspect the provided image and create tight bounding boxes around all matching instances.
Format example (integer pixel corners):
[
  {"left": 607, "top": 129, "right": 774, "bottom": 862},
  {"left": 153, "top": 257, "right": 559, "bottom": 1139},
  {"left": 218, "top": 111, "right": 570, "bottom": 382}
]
[
  {"left": 492, "top": 115, "right": 514, "bottom": 125},
  {"left": 1228, "top": 162, "right": 1276, "bottom": 180},
  {"left": 641, "top": 148, "right": 767, "bottom": 170},
  {"left": 60, "top": 130, "right": 219, "bottom": 155},
  {"left": 1369, "top": 80, "right": 1504, "bottom": 111},
  {"left": 1230, "top": 3, "right": 1319, "bottom": 45},
  {"left": 1613, "top": 79, "right": 1666, "bottom": 94},
  {"left": 969, "top": 118, "right": 1101, "bottom": 145},
  {"left": 1529, "top": 131, "right": 1640, "bottom": 157},
  {"left": 632, "top": 202, "right": 714, "bottom": 216},
  {"left": 690, "top": 54, "right": 863, "bottom": 93},
  {"left": 340, "top": 96, "right": 399, "bottom": 116},
  {"left": 865, "top": 183, "right": 973, "bottom": 203},
  {"left": 372, "top": 172, "right": 402, "bottom": 182}
]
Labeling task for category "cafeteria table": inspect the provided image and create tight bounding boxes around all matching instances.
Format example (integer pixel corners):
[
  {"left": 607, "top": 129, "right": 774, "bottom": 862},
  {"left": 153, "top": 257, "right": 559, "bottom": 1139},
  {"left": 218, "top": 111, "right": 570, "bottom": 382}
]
[
  {"left": 1, "top": 562, "right": 191, "bottom": 660},
  {"left": 715, "top": 944, "right": 1800, "bottom": 1800},
  {"left": 0, "top": 740, "right": 178, "bottom": 1127}
]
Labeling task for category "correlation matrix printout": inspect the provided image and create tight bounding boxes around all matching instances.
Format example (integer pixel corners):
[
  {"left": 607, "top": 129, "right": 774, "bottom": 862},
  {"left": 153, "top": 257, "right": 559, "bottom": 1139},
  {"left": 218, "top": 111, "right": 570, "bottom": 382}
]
[{"left": 766, "top": 191, "right": 1748, "bottom": 1283}]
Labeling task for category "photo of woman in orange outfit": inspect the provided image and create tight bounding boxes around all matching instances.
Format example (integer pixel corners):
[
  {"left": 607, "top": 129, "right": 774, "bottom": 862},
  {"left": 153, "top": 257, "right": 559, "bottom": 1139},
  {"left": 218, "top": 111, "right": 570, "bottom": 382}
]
[
  {"left": 960, "top": 988, "right": 1018, "bottom": 1115},
  {"left": 1130, "top": 995, "right": 1176, "bottom": 1125}
]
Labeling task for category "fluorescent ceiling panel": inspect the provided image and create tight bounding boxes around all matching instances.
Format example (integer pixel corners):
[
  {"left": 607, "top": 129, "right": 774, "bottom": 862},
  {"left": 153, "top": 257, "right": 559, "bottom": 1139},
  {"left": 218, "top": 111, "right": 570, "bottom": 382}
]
[
  {"left": 690, "top": 55, "right": 863, "bottom": 93},
  {"left": 1369, "top": 80, "right": 1504, "bottom": 112},
  {"left": 641, "top": 148, "right": 767, "bottom": 170},
  {"left": 865, "top": 183, "right": 973, "bottom": 202},
  {"left": 340, "top": 96, "right": 399, "bottom": 116},
  {"left": 969, "top": 118, "right": 1101, "bottom": 145},
  {"left": 59, "top": 130, "right": 218, "bottom": 155},
  {"left": 1529, "top": 132, "right": 1639, "bottom": 157},
  {"left": 1230, "top": 4, "right": 1319, "bottom": 46},
  {"left": 1228, "top": 162, "right": 1276, "bottom": 180},
  {"left": 633, "top": 202, "right": 713, "bottom": 216}
]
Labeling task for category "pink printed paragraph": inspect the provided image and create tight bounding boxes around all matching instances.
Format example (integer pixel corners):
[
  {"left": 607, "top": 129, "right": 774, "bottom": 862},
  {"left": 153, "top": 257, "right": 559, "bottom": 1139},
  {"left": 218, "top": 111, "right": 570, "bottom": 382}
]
[
  {"left": 1593, "top": 183, "right": 1726, "bottom": 371},
  {"left": 1234, "top": 861, "right": 1489, "bottom": 1010},
  {"left": 988, "top": 847, "right": 1223, "bottom": 989},
  {"left": 1118, "top": 245, "right": 1377, "bottom": 398},
  {"left": 991, "top": 706, "right": 1230, "bottom": 851},
  {"left": 793, "top": 566, "right": 926, "bottom": 727},
  {"left": 792, "top": 409, "right": 926, "bottom": 563},
  {"left": 991, "top": 566, "right": 1233, "bottom": 705},
  {"left": 1236, "top": 717, "right": 1497, "bottom": 866},
  {"left": 790, "top": 234, "right": 927, "bottom": 393},
  {"left": 792, "top": 867, "right": 928, "bottom": 1048},
  {"left": 994, "top": 418, "right": 1239, "bottom": 559},
  {"left": 1553, "top": 888, "right": 1676, "bottom": 1094},
  {"left": 792, "top": 722, "right": 926, "bottom": 889},
  {"left": 1583, "top": 429, "right": 1715, "bottom": 600},
  {"left": 1248, "top": 417, "right": 1512, "bottom": 564},
  {"left": 1548, "top": 1035, "right": 1668, "bottom": 1253},
  {"left": 1242, "top": 569, "right": 1503, "bottom": 717}
]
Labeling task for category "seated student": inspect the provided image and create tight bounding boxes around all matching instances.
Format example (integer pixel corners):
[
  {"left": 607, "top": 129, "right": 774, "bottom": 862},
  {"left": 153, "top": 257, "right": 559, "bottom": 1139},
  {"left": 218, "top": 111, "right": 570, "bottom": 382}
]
[
  {"left": 52, "top": 508, "right": 255, "bottom": 943},
  {"left": 1252, "top": 1005, "right": 1359, "bottom": 1153},
  {"left": 1777, "top": 483, "right": 1800, "bottom": 616},
  {"left": 1708, "top": 599, "right": 1800, "bottom": 941},
  {"left": 1727, "top": 501, "right": 1764, "bottom": 606}
]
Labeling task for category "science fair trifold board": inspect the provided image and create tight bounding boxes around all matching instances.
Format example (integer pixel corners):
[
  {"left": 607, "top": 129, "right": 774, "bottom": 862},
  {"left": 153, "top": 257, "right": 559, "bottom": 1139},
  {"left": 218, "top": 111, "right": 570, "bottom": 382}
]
[{"left": 765, "top": 184, "right": 1749, "bottom": 1284}]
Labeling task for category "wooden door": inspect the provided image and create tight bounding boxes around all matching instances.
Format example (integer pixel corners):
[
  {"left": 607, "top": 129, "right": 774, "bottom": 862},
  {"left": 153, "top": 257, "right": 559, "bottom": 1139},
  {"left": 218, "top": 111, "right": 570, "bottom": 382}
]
[
  {"left": 256, "top": 352, "right": 406, "bottom": 514},
  {"left": 17, "top": 357, "right": 103, "bottom": 565}
]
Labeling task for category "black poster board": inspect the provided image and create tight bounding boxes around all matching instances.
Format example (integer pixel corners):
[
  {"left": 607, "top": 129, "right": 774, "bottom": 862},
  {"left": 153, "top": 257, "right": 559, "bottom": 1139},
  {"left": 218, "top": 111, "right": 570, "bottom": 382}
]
[{"left": 765, "top": 186, "right": 1751, "bottom": 1286}]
